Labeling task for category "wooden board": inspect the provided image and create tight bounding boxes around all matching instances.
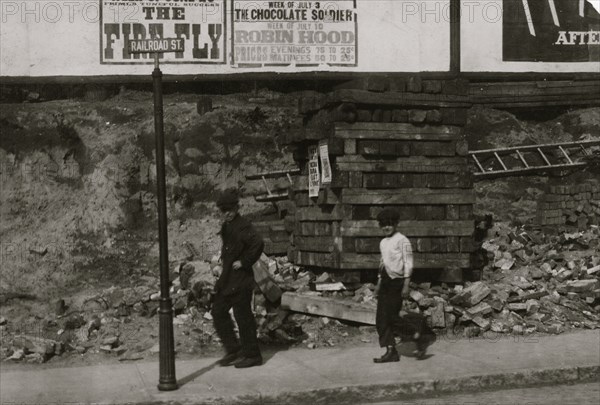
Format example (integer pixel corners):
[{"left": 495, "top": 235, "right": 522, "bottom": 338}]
[
  {"left": 293, "top": 236, "right": 339, "bottom": 253},
  {"left": 340, "top": 253, "right": 471, "bottom": 269},
  {"left": 334, "top": 122, "right": 462, "bottom": 140},
  {"left": 281, "top": 292, "right": 376, "bottom": 325},
  {"left": 335, "top": 156, "right": 468, "bottom": 173},
  {"left": 330, "top": 89, "right": 472, "bottom": 108},
  {"left": 341, "top": 188, "right": 476, "bottom": 205},
  {"left": 295, "top": 205, "right": 351, "bottom": 222},
  {"left": 341, "top": 220, "right": 474, "bottom": 237},
  {"left": 293, "top": 250, "right": 340, "bottom": 268}
]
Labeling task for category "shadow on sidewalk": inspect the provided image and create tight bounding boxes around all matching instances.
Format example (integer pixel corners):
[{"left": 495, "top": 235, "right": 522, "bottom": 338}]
[
  {"left": 177, "top": 344, "right": 291, "bottom": 386},
  {"left": 178, "top": 362, "right": 219, "bottom": 387}
]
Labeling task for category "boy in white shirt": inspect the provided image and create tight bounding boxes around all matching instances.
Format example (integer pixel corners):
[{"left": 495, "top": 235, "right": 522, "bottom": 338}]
[{"left": 374, "top": 208, "right": 419, "bottom": 363}]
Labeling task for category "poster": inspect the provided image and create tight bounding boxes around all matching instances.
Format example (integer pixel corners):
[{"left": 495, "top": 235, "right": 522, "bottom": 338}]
[
  {"left": 318, "top": 140, "right": 332, "bottom": 185},
  {"left": 231, "top": 0, "right": 357, "bottom": 67},
  {"left": 503, "top": 0, "right": 600, "bottom": 62},
  {"left": 308, "top": 145, "right": 320, "bottom": 198},
  {"left": 101, "top": 0, "right": 226, "bottom": 64}
]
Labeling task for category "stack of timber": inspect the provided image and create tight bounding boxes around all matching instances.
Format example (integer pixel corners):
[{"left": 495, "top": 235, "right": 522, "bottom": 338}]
[
  {"left": 254, "top": 220, "right": 292, "bottom": 256},
  {"left": 285, "top": 76, "right": 476, "bottom": 281}
]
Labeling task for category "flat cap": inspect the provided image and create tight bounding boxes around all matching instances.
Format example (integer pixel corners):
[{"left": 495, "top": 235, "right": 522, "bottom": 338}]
[{"left": 216, "top": 188, "right": 240, "bottom": 210}]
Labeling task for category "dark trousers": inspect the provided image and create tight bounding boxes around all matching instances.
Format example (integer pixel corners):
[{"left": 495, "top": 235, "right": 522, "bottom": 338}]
[
  {"left": 376, "top": 276, "right": 406, "bottom": 347},
  {"left": 211, "top": 288, "right": 261, "bottom": 358}
]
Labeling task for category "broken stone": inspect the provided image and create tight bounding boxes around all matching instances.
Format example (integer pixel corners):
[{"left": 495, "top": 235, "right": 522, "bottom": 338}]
[
  {"left": 586, "top": 265, "right": 600, "bottom": 275},
  {"left": 100, "top": 345, "right": 113, "bottom": 353},
  {"left": 25, "top": 353, "right": 46, "bottom": 364},
  {"left": 449, "top": 281, "right": 491, "bottom": 307},
  {"left": 12, "top": 335, "right": 57, "bottom": 355},
  {"left": 8, "top": 349, "right": 25, "bottom": 361},
  {"left": 529, "top": 268, "right": 544, "bottom": 280},
  {"left": 566, "top": 279, "right": 599, "bottom": 293},
  {"left": 547, "top": 324, "right": 565, "bottom": 334},
  {"left": 463, "top": 325, "right": 480, "bottom": 338},
  {"left": 512, "top": 325, "right": 525, "bottom": 335},
  {"left": 409, "top": 290, "right": 425, "bottom": 303},
  {"left": 0, "top": 317, "right": 6, "bottom": 326},
  {"left": 467, "top": 302, "right": 492, "bottom": 316},
  {"left": 102, "top": 336, "right": 119, "bottom": 347},
  {"left": 507, "top": 303, "right": 527, "bottom": 311},
  {"left": 430, "top": 303, "right": 446, "bottom": 328},
  {"left": 472, "top": 316, "right": 490, "bottom": 330},
  {"left": 149, "top": 343, "right": 160, "bottom": 354},
  {"left": 556, "top": 269, "right": 574, "bottom": 282},
  {"left": 525, "top": 299, "right": 540, "bottom": 314}
]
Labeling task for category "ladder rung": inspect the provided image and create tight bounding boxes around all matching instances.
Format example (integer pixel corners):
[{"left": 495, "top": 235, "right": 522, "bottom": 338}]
[
  {"left": 493, "top": 152, "right": 508, "bottom": 171},
  {"left": 516, "top": 150, "right": 530, "bottom": 168},
  {"left": 471, "top": 154, "right": 485, "bottom": 173},
  {"left": 537, "top": 148, "right": 551, "bottom": 166},
  {"left": 558, "top": 146, "right": 574, "bottom": 164},
  {"left": 246, "top": 168, "right": 300, "bottom": 180},
  {"left": 255, "top": 192, "right": 289, "bottom": 202}
]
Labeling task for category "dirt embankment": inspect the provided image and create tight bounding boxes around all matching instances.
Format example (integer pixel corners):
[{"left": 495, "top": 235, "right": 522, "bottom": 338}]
[{"left": 0, "top": 89, "right": 300, "bottom": 301}]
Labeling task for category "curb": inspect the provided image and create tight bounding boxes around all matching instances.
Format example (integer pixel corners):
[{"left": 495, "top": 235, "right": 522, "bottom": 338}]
[{"left": 154, "top": 364, "right": 600, "bottom": 405}]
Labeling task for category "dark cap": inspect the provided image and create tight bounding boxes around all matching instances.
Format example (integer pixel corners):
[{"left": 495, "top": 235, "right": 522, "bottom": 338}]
[
  {"left": 376, "top": 208, "right": 400, "bottom": 226},
  {"left": 216, "top": 188, "right": 240, "bottom": 211}
]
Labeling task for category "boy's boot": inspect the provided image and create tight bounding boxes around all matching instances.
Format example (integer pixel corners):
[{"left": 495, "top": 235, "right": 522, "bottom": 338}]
[{"left": 373, "top": 346, "right": 399, "bottom": 363}]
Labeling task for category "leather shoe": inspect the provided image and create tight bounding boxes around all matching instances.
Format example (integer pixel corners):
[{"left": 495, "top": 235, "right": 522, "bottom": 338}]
[
  {"left": 373, "top": 347, "right": 399, "bottom": 363},
  {"left": 218, "top": 350, "right": 242, "bottom": 366},
  {"left": 234, "top": 356, "right": 263, "bottom": 368}
]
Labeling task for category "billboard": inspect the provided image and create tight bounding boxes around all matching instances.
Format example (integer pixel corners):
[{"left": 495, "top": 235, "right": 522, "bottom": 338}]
[
  {"left": 100, "top": 0, "right": 226, "bottom": 64},
  {"left": 1, "top": 0, "right": 599, "bottom": 77},
  {"left": 231, "top": 0, "right": 357, "bottom": 67},
  {"left": 503, "top": 0, "right": 600, "bottom": 62}
]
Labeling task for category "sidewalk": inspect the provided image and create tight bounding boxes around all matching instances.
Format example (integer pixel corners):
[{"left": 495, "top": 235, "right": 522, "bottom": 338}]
[{"left": 1, "top": 330, "right": 599, "bottom": 405}]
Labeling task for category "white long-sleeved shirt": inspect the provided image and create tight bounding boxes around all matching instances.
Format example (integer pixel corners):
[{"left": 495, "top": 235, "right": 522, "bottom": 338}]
[{"left": 379, "top": 232, "right": 414, "bottom": 279}]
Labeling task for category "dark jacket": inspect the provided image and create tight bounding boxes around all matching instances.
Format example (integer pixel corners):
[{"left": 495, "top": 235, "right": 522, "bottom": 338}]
[{"left": 215, "top": 214, "right": 264, "bottom": 296}]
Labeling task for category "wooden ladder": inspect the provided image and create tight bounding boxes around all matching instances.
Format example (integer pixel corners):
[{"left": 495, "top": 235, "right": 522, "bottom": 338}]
[
  {"left": 246, "top": 168, "right": 300, "bottom": 202},
  {"left": 469, "top": 140, "right": 600, "bottom": 179}
]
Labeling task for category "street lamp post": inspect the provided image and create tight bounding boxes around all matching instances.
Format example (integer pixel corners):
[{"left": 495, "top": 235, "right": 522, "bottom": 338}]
[
  {"left": 129, "top": 38, "right": 185, "bottom": 391},
  {"left": 153, "top": 54, "right": 178, "bottom": 392}
]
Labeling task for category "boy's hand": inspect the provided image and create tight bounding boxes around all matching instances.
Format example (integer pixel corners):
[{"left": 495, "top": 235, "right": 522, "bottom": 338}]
[
  {"left": 232, "top": 260, "right": 243, "bottom": 270},
  {"left": 401, "top": 282, "right": 410, "bottom": 299}
]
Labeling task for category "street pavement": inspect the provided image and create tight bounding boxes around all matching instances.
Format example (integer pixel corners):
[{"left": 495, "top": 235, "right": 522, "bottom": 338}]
[{"left": 1, "top": 329, "right": 599, "bottom": 405}]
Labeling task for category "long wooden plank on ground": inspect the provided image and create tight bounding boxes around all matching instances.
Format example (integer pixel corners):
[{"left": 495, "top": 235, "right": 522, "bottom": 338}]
[
  {"left": 330, "top": 89, "right": 472, "bottom": 108},
  {"left": 334, "top": 122, "right": 462, "bottom": 140},
  {"left": 335, "top": 156, "right": 468, "bottom": 173},
  {"left": 341, "top": 188, "right": 476, "bottom": 205},
  {"left": 340, "top": 253, "right": 471, "bottom": 269},
  {"left": 341, "top": 220, "right": 474, "bottom": 237},
  {"left": 282, "top": 292, "right": 376, "bottom": 325}
]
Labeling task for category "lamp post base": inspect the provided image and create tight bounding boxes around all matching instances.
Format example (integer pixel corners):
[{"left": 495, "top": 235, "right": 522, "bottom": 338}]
[{"left": 157, "top": 381, "right": 179, "bottom": 391}]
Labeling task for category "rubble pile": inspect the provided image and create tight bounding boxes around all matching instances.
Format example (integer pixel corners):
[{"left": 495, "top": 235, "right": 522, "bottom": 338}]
[{"left": 2, "top": 222, "right": 599, "bottom": 364}]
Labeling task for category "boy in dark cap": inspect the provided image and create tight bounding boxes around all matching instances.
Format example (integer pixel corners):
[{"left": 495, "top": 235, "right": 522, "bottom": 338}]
[
  {"left": 211, "top": 188, "right": 264, "bottom": 368},
  {"left": 374, "top": 207, "right": 430, "bottom": 363}
]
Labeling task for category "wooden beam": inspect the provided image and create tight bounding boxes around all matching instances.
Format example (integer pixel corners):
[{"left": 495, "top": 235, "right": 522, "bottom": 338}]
[
  {"left": 334, "top": 122, "right": 462, "bottom": 141},
  {"left": 341, "top": 188, "right": 476, "bottom": 205},
  {"left": 335, "top": 156, "right": 469, "bottom": 173},
  {"left": 293, "top": 236, "right": 339, "bottom": 253},
  {"left": 341, "top": 220, "right": 474, "bottom": 237},
  {"left": 295, "top": 205, "right": 351, "bottom": 222},
  {"left": 329, "top": 89, "right": 472, "bottom": 108},
  {"left": 281, "top": 292, "right": 376, "bottom": 325}
]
